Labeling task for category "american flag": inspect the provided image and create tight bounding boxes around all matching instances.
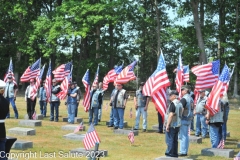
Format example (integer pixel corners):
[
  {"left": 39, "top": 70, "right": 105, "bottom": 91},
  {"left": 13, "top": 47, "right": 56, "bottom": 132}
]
[
  {"left": 103, "top": 65, "right": 123, "bottom": 90},
  {"left": 82, "top": 69, "right": 91, "bottom": 112},
  {"left": 30, "top": 65, "right": 45, "bottom": 100},
  {"left": 183, "top": 65, "right": 190, "bottom": 82},
  {"left": 92, "top": 65, "right": 99, "bottom": 87},
  {"left": 74, "top": 122, "right": 84, "bottom": 133},
  {"left": 56, "top": 69, "right": 72, "bottom": 100},
  {"left": 206, "top": 64, "right": 230, "bottom": 115},
  {"left": 217, "top": 138, "right": 225, "bottom": 149},
  {"left": 52, "top": 62, "right": 72, "bottom": 81},
  {"left": 32, "top": 110, "right": 37, "bottom": 120},
  {"left": 175, "top": 53, "right": 183, "bottom": 97},
  {"left": 83, "top": 123, "right": 100, "bottom": 150},
  {"left": 130, "top": 108, "right": 132, "bottom": 118},
  {"left": 128, "top": 131, "right": 134, "bottom": 144},
  {"left": 114, "top": 61, "right": 137, "bottom": 84},
  {"left": 234, "top": 152, "right": 240, "bottom": 160},
  {"left": 191, "top": 60, "right": 220, "bottom": 90},
  {"left": 4, "top": 58, "right": 17, "bottom": 85},
  {"left": 221, "top": 65, "right": 234, "bottom": 96},
  {"left": 44, "top": 61, "right": 52, "bottom": 102},
  {"left": 152, "top": 87, "right": 167, "bottom": 122},
  {"left": 20, "top": 58, "right": 41, "bottom": 82}
]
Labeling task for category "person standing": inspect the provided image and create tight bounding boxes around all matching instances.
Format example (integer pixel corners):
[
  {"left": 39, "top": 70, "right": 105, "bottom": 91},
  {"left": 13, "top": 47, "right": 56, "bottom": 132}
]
[
  {"left": 25, "top": 79, "right": 37, "bottom": 120},
  {"left": 112, "top": 83, "right": 128, "bottom": 129},
  {"left": 89, "top": 85, "right": 102, "bottom": 125},
  {"left": 4, "top": 75, "right": 18, "bottom": 119},
  {"left": 134, "top": 82, "right": 150, "bottom": 132},
  {"left": 73, "top": 81, "right": 81, "bottom": 117},
  {"left": 50, "top": 79, "right": 61, "bottom": 122},
  {"left": 221, "top": 92, "right": 229, "bottom": 141},
  {"left": 67, "top": 82, "right": 78, "bottom": 124},
  {"left": 107, "top": 85, "right": 117, "bottom": 127},
  {"left": 0, "top": 80, "right": 10, "bottom": 160},
  {"left": 194, "top": 90, "right": 207, "bottom": 138},
  {"left": 38, "top": 80, "right": 47, "bottom": 117},
  {"left": 164, "top": 90, "right": 183, "bottom": 158},
  {"left": 98, "top": 82, "right": 104, "bottom": 122},
  {"left": 179, "top": 86, "right": 193, "bottom": 156},
  {"left": 206, "top": 101, "right": 224, "bottom": 148}
]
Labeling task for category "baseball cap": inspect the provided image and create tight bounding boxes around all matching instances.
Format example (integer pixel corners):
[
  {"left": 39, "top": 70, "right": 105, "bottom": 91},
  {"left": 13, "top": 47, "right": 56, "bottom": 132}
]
[{"left": 169, "top": 90, "right": 179, "bottom": 96}]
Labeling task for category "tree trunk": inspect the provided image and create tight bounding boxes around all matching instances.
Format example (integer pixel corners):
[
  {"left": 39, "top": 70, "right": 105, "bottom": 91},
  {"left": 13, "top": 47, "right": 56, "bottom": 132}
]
[
  {"left": 190, "top": 0, "right": 207, "bottom": 64},
  {"left": 154, "top": 0, "right": 161, "bottom": 57},
  {"left": 109, "top": 22, "right": 114, "bottom": 68},
  {"left": 96, "top": 25, "right": 100, "bottom": 59}
]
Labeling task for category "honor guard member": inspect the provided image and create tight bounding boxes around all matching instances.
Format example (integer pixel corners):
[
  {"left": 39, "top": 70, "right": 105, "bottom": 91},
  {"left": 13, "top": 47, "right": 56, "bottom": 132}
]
[
  {"left": 89, "top": 84, "right": 102, "bottom": 125},
  {"left": 73, "top": 81, "right": 81, "bottom": 117},
  {"left": 112, "top": 83, "right": 128, "bottom": 129},
  {"left": 67, "top": 82, "right": 78, "bottom": 124},
  {"left": 221, "top": 92, "right": 229, "bottom": 141},
  {"left": 98, "top": 82, "right": 104, "bottom": 122},
  {"left": 206, "top": 101, "right": 224, "bottom": 148},
  {"left": 164, "top": 90, "right": 183, "bottom": 158},
  {"left": 133, "top": 82, "right": 150, "bottom": 132},
  {"left": 107, "top": 85, "right": 117, "bottom": 127},
  {"left": 0, "top": 80, "right": 9, "bottom": 160},
  {"left": 4, "top": 75, "right": 18, "bottom": 119},
  {"left": 179, "top": 85, "right": 194, "bottom": 156},
  {"left": 38, "top": 80, "right": 47, "bottom": 117},
  {"left": 25, "top": 79, "right": 37, "bottom": 119},
  {"left": 50, "top": 79, "right": 61, "bottom": 122},
  {"left": 194, "top": 89, "right": 208, "bottom": 138}
]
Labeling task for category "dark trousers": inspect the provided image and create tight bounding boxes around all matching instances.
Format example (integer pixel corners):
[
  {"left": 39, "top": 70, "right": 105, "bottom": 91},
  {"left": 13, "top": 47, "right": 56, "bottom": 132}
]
[
  {"left": 158, "top": 112, "right": 163, "bottom": 132},
  {"left": 0, "top": 138, "right": 6, "bottom": 160},
  {"left": 27, "top": 98, "right": 36, "bottom": 119},
  {"left": 50, "top": 101, "right": 60, "bottom": 121},
  {"left": 75, "top": 102, "right": 79, "bottom": 117},
  {"left": 165, "top": 127, "right": 179, "bottom": 157}
]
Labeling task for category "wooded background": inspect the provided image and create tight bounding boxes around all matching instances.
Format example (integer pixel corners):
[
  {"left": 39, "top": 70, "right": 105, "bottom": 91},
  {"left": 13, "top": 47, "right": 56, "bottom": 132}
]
[{"left": 0, "top": 0, "right": 239, "bottom": 96}]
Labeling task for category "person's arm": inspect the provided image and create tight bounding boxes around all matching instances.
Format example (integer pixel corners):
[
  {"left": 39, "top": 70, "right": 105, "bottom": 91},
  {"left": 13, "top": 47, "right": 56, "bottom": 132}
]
[
  {"left": 123, "top": 91, "right": 128, "bottom": 107},
  {"left": 205, "top": 110, "right": 211, "bottom": 125},
  {"left": 166, "top": 112, "right": 174, "bottom": 132},
  {"left": 25, "top": 86, "right": 28, "bottom": 102},
  {"left": 144, "top": 96, "right": 150, "bottom": 111},
  {"left": 14, "top": 84, "right": 18, "bottom": 100},
  {"left": 180, "top": 98, "right": 187, "bottom": 109},
  {"left": 70, "top": 92, "right": 77, "bottom": 98}
]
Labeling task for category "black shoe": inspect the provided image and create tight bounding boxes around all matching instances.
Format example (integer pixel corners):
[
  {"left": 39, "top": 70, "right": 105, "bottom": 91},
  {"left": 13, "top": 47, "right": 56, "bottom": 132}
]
[
  {"left": 133, "top": 128, "right": 138, "bottom": 130},
  {"left": 143, "top": 129, "right": 146, "bottom": 132},
  {"left": 157, "top": 131, "right": 163, "bottom": 133},
  {"left": 178, "top": 153, "right": 187, "bottom": 156},
  {"left": 195, "top": 135, "right": 199, "bottom": 137},
  {"left": 55, "top": 120, "right": 58, "bottom": 122},
  {"left": 114, "top": 126, "right": 118, "bottom": 129},
  {"left": 98, "top": 119, "right": 101, "bottom": 122},
  {"left": 108, "top": 125, "right": 114, "bottom": 127}
]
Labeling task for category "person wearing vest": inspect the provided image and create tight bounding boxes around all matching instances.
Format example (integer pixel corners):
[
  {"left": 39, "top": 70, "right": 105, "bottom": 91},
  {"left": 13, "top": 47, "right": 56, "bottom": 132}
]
[
  {"left": 67, "top": 82, "right": 78, "bottom": 124},
  {"left": 206, "top": 101, "right": 224, "bottom": 148},
  {"left": 38, "top": 80, "right": 47, "bottom": 117},
  {"left": 98, "top": 82, "right": 104, "bottom": 122},
  {"left": 179, "top": 85, "right": 193, "bottom": 156},
  {"left": 4, "top": 75, "right": 18, "bottom": 119},
  {"left": 50, "top": 79, "right": 61, "bottom": 122},
  {"left": 134, "top": 82, "right": 150, "bottom": 132},
  {"left": 194, "top": 89, "right": 207, "bottom": 138},
  {"left": 164, "top": 90, "right": 183, "bottom": 158},
  {"left": 112, "top": 83, "right": 128, "bottom": 129},
  {"left": 73, "top": 81, "right": 81, "bottom": 117},
  {"left": 25, "top": 79, "right": 37, "bottom": 120},
  {"left": 0, "top": 80, "right": 9, "bottom": 160},
  {"left": 189, "top": 89, "right": 195, "bottom": 132},
  {"left": 89, "top": 85, "right": 102, "bottom": 125},
  {"left": 221, "top": 92, "right": 229, "bottom": 141},
  {"left": 107, "top": 86, "right": 117, "bottom": 127}
]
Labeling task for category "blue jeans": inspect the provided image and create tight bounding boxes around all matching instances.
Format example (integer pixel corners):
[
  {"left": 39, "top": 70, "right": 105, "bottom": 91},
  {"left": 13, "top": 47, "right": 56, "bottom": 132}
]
[
  {"left": 109, "top": 107, "right": 114, "bottom": 126},
  {"left": 0, "top": 139, "right": 6, "bottom": 160},
  {"left": 50, "top": 101, "right": 60, "bottom": 121},
  {"left": 158, "top": 112, "right": 163, "bottom": 132},
  {"left": 209, "top": 124, "right": 222, "bottom": 148},
  {"left": 113, "top": 108, "right": 125, "bottom": 129},
  {"left": 6, "top": 97, "right": 18, "bottom": 118},
  {"left": 39, "top": 101, "right": 47, "bottom": 117},
  {"left": 165, "top": 127, "right": 179, "bottom": 157},
  {"left": 68, "top": 103, "right": 76, "bottom": 124},
  {"left": 222, "top": 105, "right": 229, "bottom": 140},
  {"left": 89, "top": 107, "right": 99, "bottom": 125},
  {"left": 98, "top": 103, "right": 102, "bottom": 121},
  {"left": 195, "top": 114, "right": 208, "bottom": 137},
  {"left": 134, "top": 107, "right": 147, "bottom": 129},
  {"left": 179, "top": 120, "right": 190, "bottom": 154},
  {"left": 190, "top": 118, "right": 194, "bottom": 130},
  {"left": 75, "top": 102, "right": 79, "bottom": 117}
]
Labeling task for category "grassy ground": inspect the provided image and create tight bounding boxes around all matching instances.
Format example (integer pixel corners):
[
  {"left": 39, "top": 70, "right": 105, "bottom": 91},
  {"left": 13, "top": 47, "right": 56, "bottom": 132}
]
[{"left": 5, "top": 95, "right": 240, "bottom": 160}]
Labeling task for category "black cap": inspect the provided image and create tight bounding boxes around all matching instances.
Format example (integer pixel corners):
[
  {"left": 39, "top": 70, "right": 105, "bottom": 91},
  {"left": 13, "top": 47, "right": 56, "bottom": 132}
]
[{"left": 169, "top": 90, "right": 179, "bottom": 96}]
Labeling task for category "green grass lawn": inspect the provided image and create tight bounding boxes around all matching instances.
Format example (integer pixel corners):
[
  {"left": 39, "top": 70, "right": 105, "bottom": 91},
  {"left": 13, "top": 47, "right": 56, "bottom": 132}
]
[{"left": 5, "top": 96, "right": 240, "bottom": 160}]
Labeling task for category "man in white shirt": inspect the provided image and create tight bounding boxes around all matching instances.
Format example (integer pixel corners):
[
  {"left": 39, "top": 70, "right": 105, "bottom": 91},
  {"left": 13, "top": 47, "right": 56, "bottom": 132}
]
[{"left": 25, "top": 79, "right": 37, "bottom": 119}]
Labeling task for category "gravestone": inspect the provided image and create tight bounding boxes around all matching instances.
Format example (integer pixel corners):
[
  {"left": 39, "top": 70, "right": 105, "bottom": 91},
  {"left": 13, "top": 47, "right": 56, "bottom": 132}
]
[
  {"left": 70, "top": 148, "right": 108, "bottom": 157},
  {"left": 106, "top": 121, "right": 127, "bottom": 127},
  {"left": 201, "top": 148, "right": 234, "bottom": 158},
  {"left": 189, "top": 136, "right": 202, "bottom": 143},
  {"left": 8, "top": 127, "right": 36, "bottom": 136},
  {"left": 227, "top": 131, "right": 230, "bottom": 137},
  {"left": 12, "top": 140, "right": 33, "bottom": 150},
  {"left": 24, "top": 114, "right": 43, "bottom": 120},
  {"left": 237, "top": 142, "right": 240, "bottom": 148},
  {"left": 19, "top": 120, "right": 42, "bottom": 127},
  {"left": 63, "top": 117, "right": 83, "bottom": 123},
  {"left": 152, "top": 124, "right": 158, "bottom": 130},
  {"left": 61, "top": 125, "right": 86, "bottom": 131},
  {"left": 63, "top": 133, "right": 85, "bottom": 141},
  {"left": 155, "top": 157, "right": 193, "bottom": 160},
  {"left": 113, "top": 129, "right": 138, "bottom": 136}
]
